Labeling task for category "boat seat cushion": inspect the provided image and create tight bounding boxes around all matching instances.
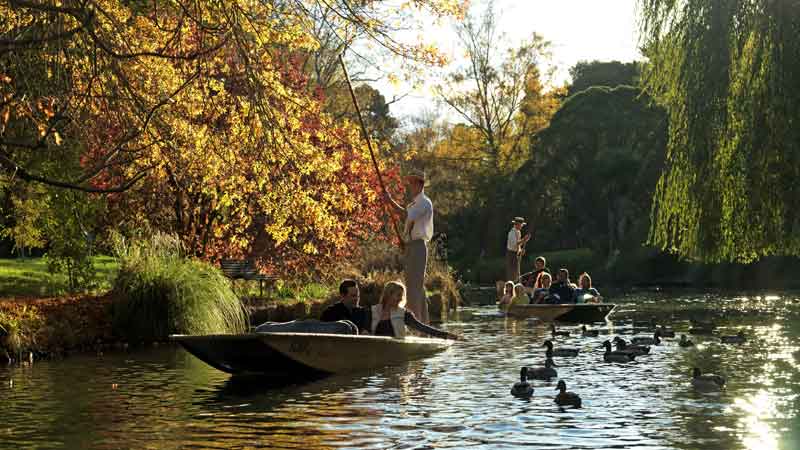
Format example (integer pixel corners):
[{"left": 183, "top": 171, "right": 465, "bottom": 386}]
[{"left": 254, "top": 319, "right": 359, "bottom": 335}]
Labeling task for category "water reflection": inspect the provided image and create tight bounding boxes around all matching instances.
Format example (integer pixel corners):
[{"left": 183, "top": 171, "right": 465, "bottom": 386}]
[{"left": 1, "top": 291, "right": 799, "bottom": 449}]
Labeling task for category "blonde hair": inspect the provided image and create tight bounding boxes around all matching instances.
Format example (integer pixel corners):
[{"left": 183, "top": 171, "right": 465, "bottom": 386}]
[
  {"left": 579, "top": 272, "right": 592, "bottom": 288},
  {"left": 513, "top": 283, "right": 526, "bottom": 297},
  {"left": 380, "top": 281, "right": 407, "bottom": 309}
]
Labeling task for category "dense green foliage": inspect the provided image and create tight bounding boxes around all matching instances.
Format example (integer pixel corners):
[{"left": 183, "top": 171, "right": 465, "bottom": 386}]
[
  {"left": 568, "top": 60, "right": 640, "bottom": 96},
  {"left": 111, "top": 234, "right": 247, "bottom": 341},
  {"left": 640, "top": 0, "right": 800, "bottom": 262},
  {"left": 514, "top": 86, "right": 667, "bottom": 258}
]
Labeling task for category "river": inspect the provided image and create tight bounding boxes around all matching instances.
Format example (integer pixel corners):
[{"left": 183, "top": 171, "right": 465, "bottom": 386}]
[{"left": 2, "top": 290, "right": 799, "bottom": 449}]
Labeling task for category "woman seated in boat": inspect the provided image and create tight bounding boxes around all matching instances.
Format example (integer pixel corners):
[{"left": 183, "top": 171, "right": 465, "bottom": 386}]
[
  {"left": 530, "top": 272, "right": 552, "bottom": 304},
  {"left": 509, "top": 283, "right": 530, "bottom": 308},
  {"left": 498, "top": 281, "right": 515, "bottom": 311},
  {"left": 575, "top": 272, "right": 602, "bottom": 303},
  {"left": 370, "top": 281, "right": 460, "bottom": 340}
]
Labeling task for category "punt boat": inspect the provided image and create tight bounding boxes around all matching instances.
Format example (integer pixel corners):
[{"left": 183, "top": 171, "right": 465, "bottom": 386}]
[
  {"left": 171, "top": 332, "right": 452, "bottom": 377},
  {"left": 503, "top": 303, "right": 616, "bottom": 323}
]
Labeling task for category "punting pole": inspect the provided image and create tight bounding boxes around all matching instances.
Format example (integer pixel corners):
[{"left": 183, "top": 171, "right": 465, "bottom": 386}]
[{"left": 337, "top": 52, "right": 404, "bottom": 248}]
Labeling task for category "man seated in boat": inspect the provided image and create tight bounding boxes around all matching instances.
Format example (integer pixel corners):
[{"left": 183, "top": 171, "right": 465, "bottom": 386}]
[
  {"left": 546, "top": 268, "right": 577, "bottom": 304},
  {"left": 575, "top": 272, "right": 603, "bottom": 303},
  {"left": 320, "top": 279, "right": 368, "bottom": 332},
  {"left": 519, "top": 256, "right": 551, "bottom": 291},
  {"left": 368, "top": 280, "right": 460, "bottom": 340},
  {"left": 530, "top": 272, "right": 552, "bottom": 304}
]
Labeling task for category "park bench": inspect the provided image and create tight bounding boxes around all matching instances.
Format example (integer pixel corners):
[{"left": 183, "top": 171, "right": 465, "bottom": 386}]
[{"left": 220, "top": 259, "right": 277, "bottom": 297}]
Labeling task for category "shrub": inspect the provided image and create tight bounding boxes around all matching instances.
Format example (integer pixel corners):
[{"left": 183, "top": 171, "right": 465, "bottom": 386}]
[{"left": 111, "top": 233, "right": 248, "bottom": 341}]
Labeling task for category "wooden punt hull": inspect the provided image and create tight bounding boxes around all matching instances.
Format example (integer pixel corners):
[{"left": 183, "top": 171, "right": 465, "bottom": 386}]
[
  {"left": 505, "top": 304, "right": 616, "bottom": 323},
  {"left": 171, "top": 332, "right": 452, "bottom": 377}
]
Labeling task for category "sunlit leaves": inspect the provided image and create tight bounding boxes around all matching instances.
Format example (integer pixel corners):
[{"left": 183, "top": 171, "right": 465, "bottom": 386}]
[{"left": 639, "top": 0, "right": 800, "bottom": 262}]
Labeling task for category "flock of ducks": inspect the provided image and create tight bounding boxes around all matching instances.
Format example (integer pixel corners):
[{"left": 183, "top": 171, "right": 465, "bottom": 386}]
[{"left": 511, "top": 321, "right": 744, "bottom": 406}]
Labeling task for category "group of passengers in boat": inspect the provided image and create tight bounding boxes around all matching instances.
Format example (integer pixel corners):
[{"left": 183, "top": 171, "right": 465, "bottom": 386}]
[
  {"left": 498, "top": 256, "right": 603, "bottom": 311},
  {"left": 319, "top": 279, "right": 460, "bottom": 340}
]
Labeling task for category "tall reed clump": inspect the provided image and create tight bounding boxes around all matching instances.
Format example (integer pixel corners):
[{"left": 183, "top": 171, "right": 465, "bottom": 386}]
[{"left": 111, "top": 233, "right": 248, "bottom": 341}]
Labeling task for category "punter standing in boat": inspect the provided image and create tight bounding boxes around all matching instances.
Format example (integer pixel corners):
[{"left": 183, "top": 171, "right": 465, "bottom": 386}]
[
  {"left": 385, "top": 170, "right": 433, "bottom": 324},
  {"left": 506, "top": 217, "right": 531, "bottom": 282}
]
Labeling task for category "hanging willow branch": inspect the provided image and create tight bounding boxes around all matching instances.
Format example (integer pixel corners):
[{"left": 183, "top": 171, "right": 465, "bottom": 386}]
[{"left": 639, "top": 0, "right": 800, "bottom": 262}]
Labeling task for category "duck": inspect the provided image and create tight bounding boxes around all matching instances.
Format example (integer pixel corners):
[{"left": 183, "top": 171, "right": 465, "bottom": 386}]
[
  {"left": 720, "top": 330, "right": 746, "bottom": 344},
  {"left": 601, "top": 340, "right": 636, "bottom": 362},
  {"left": 691, "top": 367, "right": 725, "bottom": 391},
  {"left": 613, "top": 337, "right": 651, "bottom": 356},
  {"left": 581, "top": 325, "right": 599, "bottom": 337},
  {"left": 689, "top": 319, "right": 716, "bottom": 335},
  {"left": 511, "top": 367, "right": 534, "bottom": 398},
  {"left": 554, "top": 380, "right": 582, "bottom": 408},
  {"left": 529, "top": 357, "right": 558, "bottom": 380},
  {"left": 631, "top": 330, "right": 661, "bottom": 346},
  {"left": 656, "top": 325, "right": 676, "bottom": 338},
  {"left": 550, "top": 323, "right": 571, "bottom": 337},
  {"left": 678, "top": 334, "right": 695, "bottom": 347},
  {"left": 542, "top": 339, "right": 580, "bottom": 357}
]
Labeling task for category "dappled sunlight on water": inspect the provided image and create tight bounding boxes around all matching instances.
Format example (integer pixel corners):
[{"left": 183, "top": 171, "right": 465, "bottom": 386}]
[{"left": 1, "top": 291, "right": 800, "bottom": 449}]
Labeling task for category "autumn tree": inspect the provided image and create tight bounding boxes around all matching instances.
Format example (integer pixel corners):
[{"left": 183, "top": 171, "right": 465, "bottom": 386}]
[
  {"left": 430, "top": 1, "right": 560, "bottom": 258},
  {"left": 0, "top": 0, "right": 466, "bottom": 276},
  {"left": 639, "top": 0, "right": 800, "bottom": 262}
]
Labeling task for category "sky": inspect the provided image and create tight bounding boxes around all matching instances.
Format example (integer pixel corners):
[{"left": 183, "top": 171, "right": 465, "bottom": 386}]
[{"left": 369, "top": 0, "right": 643, "bottom": 124}]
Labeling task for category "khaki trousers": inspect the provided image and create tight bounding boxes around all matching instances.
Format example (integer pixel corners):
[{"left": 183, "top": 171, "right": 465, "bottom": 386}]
[
  {"left": 506, "top": 250, "right": 520, "bottom": 282},
  {"left": 404, "top": 239, "right": 429, "bottom": 324}
]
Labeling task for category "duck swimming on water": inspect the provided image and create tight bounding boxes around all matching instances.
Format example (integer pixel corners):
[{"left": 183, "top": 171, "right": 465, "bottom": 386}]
[
  {"left": 691, "top": 367, "right": 725, "bottom": 391},
  {"left": 720, "top": 330, "right": 746, "bottom": 344},
  {"left": 554, "top": 380, "right": 582, "bottom": 408},
  {"left": 631, "top": 330, "right": 661, "bottom": 346},
  {"left": 601, "top": 340, "right": 636, "bottom": 362},
  {"left": 511, "top": 367, "right": 534, "bottom": 398},
  {"left": 543, "top": 339, "right": 580, "bottom": 357},
  {"left": 656, "top": 325, "right": 676, "bottom": 338},
  {"left": 529, "top": 357, "right": 558, "bottom": 380},
  {"left": 613, "top": 337, "right": 651, "bottom": 356},
  {"left": 678, "top": 335, "right": 695, "bottom": 347}
]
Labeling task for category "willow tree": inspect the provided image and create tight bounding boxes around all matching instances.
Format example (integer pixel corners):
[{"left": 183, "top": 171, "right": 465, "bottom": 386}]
[{"left": 639, "top": 1, "right": 800, "bottom": 262}]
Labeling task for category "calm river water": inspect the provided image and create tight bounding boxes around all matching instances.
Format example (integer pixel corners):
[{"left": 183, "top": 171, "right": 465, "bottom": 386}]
[{"left": 2, "top": 291, "right": 800, "bottom": 449}]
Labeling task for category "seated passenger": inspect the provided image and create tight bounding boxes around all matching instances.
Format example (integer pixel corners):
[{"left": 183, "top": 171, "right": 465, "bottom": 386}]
[
  {"left": 531, "top": 272, "right": 552, "bottom": 304},
  {"left": 575, "top": 272, "right": 602, "bottom": 303},
  {"left": 369, "top": 281, "right": 460, "bottom": 340},
  {"left": 509, "top": 283, "right": 529, "bottom": 307},
  {"left": 548, "top": 268, "right": 577, "bottom": 304},
  {"left": 519, "top": 256, "right": 551, "bottom": 289},
  {"left": 320, "top": 279, "right": 368, "bottom": 332},
  {"left": 498, "top": 281, "right": 515, "bottom": 311}
]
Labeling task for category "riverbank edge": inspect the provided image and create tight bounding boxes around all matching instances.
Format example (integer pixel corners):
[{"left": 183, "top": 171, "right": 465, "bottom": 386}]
[{"left": 0, "top": 283, "right": 461, "bottom": 366}]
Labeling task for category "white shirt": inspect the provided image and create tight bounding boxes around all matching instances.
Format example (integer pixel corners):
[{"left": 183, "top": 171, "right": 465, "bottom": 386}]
[
  {"left": 406, "top": 191, "right": 434, "bottom": 242},
  {"left": 507, "top": 227, "right": 521, "bottom": 252}
]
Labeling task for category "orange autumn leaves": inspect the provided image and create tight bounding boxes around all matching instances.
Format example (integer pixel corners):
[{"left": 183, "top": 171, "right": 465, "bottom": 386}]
[{"left": 1, "top": 0, "right": 461, "bottom": 276}]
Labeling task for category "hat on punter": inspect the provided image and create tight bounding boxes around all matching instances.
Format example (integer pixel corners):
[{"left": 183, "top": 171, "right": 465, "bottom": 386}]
[
  {"left": 404, "top": 168, "right": 426, "bottom": 184},
  {"left": 511, "top": 216, "right": 527, "bottom": 225}
]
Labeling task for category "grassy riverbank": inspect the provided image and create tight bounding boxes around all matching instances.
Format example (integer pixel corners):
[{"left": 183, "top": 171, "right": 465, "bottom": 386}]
[
  {"left": 0, "top": 251, "right": 462, "bottom": 365},
  {"left": 0, "top": 256, "right": 118, "bottom": 298}
]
